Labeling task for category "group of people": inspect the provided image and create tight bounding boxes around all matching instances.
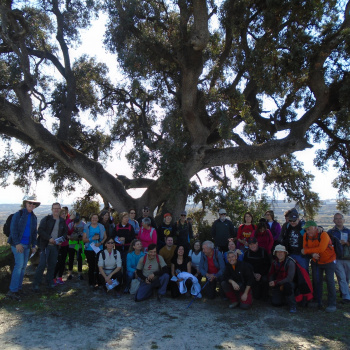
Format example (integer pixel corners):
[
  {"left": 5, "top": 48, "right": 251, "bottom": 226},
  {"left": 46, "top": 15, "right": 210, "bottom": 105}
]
[{"left": 6, "top": 199, "right": 350, "bottom": 314}]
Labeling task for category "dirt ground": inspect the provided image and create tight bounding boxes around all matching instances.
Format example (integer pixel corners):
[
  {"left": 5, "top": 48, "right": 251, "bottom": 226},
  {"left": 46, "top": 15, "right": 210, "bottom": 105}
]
[{"left": 0, "top": 266, "right": 349, "bottom": 350}]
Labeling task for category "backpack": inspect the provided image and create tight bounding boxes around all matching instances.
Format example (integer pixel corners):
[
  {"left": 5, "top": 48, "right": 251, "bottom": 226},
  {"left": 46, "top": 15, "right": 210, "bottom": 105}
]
[
  {"left": 284, "top": 257, "right": 313, "bottom": 302},
  {"left": 306, "top": 231, "right": 342, "bottom": 259},
  {"left": 99, "top": 249, "right": 119, "bottom": 268},
  {"left": 3, "top": 210, "right": 24, "bottom": 237},
  {"left": 327, "top": 229, "right": 345, "bottom": 259}
]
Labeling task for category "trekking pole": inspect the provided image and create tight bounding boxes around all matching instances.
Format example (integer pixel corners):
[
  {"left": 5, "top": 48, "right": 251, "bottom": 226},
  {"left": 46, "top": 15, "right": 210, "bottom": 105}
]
[
  {"left": 186, "top": 280, "right": 209, "bottom": 309},
  {"left": 315, "top": 261, "right": 321, "bottom": 307}
]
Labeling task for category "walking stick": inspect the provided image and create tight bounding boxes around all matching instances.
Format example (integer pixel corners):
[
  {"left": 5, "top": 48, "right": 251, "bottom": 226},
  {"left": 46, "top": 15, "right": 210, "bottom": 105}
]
[{"left": 186, "top": 280, "right": 210, "bottom": 309}]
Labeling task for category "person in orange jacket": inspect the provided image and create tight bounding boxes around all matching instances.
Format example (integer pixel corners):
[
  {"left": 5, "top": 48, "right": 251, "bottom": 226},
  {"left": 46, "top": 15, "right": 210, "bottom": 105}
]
[{"left": 301, "top": 220, "right": 337, "bottom": 312}]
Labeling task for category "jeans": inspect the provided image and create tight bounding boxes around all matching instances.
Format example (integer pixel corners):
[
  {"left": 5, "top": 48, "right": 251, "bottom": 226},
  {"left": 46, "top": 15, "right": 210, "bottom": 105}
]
[
  {"left": 311, "top": 260, "right": 337, "bottom": 307},
  {"left": 9, "top": 244, "right": 30, "bottom": 292},
  {"left": 290, "top": 254, "right": 310, "bottom": 272},
  {"left": 33, "top": 245, "right": 59, "bottom": 287},
  {"left": 335, "top": 259, "right": 350, "bottom": 300},
  {"left": 135, "top": 273, "right": 170, "bottom": 301}
]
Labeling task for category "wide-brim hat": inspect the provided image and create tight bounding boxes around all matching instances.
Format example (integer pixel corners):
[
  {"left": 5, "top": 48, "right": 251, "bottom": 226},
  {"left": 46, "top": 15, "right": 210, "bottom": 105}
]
[
  {"left": 23, "top": 195, "right": 41, "bottom": 208},
  {"left": 273, "top": 244, "right": 288, "bottom": 255}
]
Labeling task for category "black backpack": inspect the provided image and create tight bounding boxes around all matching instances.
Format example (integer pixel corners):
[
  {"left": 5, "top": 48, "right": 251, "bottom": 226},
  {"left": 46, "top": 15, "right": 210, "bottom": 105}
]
[{"left": 3, "top": 210, "right": 23, "bottom": 237}]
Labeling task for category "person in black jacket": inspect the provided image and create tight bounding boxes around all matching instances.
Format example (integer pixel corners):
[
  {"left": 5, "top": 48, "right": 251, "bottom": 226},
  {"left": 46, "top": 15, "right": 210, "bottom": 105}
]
[
  {"left": 243, "top": 237, "right": 271, "bottom": 300},
  {"left": 221, "top": 250, "right": 254, "bottom": 309},
  {"left": 211, "top": 209, "right": 235, "bottom": 252},
  {"left": 32, "top": 202, "right": 68, "bottom": 291}
]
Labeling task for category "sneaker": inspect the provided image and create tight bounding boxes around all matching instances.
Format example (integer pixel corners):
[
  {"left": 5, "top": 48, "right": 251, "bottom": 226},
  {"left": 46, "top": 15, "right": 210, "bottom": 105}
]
[
  {"left": 229, "top": 302, "right": 239, "bottom": 309},
  {"left": 289, "top": 307, "right": 297, "bottom": 313},
  {"left": 56, "top": 277, "right": 64, "bottom": 285},
  {"left": 78, "top": 275, "right": 84, "bottom": 280},
  {"left": 7, "top": 291, "right": 21, "bottom": 301},
  {"left": 325, "top": 306, "right": 337, "bottom": 313},
  {"left": 67, "top": 275, "right": 73, "bottom": 280}
]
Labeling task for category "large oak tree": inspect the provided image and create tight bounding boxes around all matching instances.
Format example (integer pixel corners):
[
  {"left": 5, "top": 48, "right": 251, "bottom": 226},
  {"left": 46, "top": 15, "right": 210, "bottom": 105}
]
[{"left": 0, "top": 0, "right": 349, "bottom": 218}]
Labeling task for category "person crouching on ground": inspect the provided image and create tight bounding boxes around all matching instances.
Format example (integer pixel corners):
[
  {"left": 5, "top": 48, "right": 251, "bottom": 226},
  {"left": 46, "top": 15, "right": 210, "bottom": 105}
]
[
  {"left": 98, "top": 237, "right": 123, "bottom": 297},
  {"left": 268, "top": 245, "right": 297, "bottom": 313},
  {"left": 199, "top": 240, "right": 225, "bottom": 299},
  {"left": 135, "top": 244, "right": 169, "bottom": 302},
  {"left": 221, "top": 250, "right": 254, "bottom": 309}
]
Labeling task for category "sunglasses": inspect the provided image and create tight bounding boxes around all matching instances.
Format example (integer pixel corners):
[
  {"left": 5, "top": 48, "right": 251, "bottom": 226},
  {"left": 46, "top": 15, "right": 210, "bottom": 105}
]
[
  {"left": 289, "top": 219, "right": 297, "bottom": 223},
  {"left": 220, "top": 213, "right": 226, "bottom": 216}
]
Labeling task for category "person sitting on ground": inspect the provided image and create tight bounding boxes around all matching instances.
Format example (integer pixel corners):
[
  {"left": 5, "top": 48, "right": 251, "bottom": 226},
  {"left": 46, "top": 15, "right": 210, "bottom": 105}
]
[
  {"left": 67, "top": 212, "right": 85, "bottom": 281},
  {"left": 237, "top": 211, "right": 256, "bottom": 251},
  {"left": 199, "top": 240, "right": 225, "bottom": 299},
  {"left": 139, "top": 217, "right": 157, "bottom": 251},
  {"left": 157, "top": 213, "right": 175, "bottom": 251},
  {"left": 188, "top": 240, "right": 202, "bottom": 278},
  {"left": 243, "top": 237, "right": 271, "bottom": 300},
  {"left": 221, "top": 250, "right": 254, "bottom": 309},
  {"left": 254, "top": 220, "right": 274, "bottom": 255},
  {"left": 125, "top": 239, "right": 145, "bottom": 293},
  {"left": 98, "top": 237, "right": 123, "bottom": 297},
  {"left": 223, "top": 238, "right": 243, "bottom": 263},
  {"left": 301, "top": 220, "right": 337, "bottom": 312},
  {"left": 268, "top": 245, "right": 297, "bottom": 313},
  {"left": 170, "top": 245, "right": 192, "bottom": 298},
  {"left": 112, "top": 212, "right": 135, "bottom": 285},
  {"left": 159, "top": 236, "right": 177, "bottom": 269},
  {"left": 135, "top": 244, "right": 169, "bottom": 302}
]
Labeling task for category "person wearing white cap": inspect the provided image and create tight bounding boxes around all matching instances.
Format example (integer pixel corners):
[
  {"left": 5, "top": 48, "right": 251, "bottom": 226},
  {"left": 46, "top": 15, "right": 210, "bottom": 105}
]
[
  {"left": 268, "top": 244, "right": 297, "bottom": 313},
  {"left": 7, "top": 196, "right": 40, "bottom": 300},
  {"left": 211, "top": 209, "right": 235, "bottom": 253}
]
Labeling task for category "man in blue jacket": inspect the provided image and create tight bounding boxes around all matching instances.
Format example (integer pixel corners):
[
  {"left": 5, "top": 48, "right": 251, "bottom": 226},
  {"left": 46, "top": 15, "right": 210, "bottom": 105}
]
[
  {"left": 211, "top": 209, "right": 235, "bottom": 252},
  {"left": 33, "top": 202, "right": 68, "bottom": 291},
  {"left": 199, "top": 240, "right": 225, "bottom": 299},
  {"left": 7, "top": 196, "right": 39, "bottom": 300},
  {"left": 328, "top": 213, "right": 350, "bottom": 304}
]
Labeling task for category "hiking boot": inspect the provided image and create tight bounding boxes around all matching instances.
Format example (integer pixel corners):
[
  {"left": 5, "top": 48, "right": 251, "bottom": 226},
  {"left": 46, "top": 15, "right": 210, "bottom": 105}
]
[
  {"left": 56, "top": 277, "right": 64, "bottom": 285},
  {"left": 229, "top": 302, "right": 239, "bottom": 309},
  {"left": 325, "top": 306, "right": 337, "bottom": 313},
  {"left": 67, "top": 274, "right": 73, "bottom": 280},
  {"left": 7, "top": 291, "right": 21, "bottom": 301}
]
